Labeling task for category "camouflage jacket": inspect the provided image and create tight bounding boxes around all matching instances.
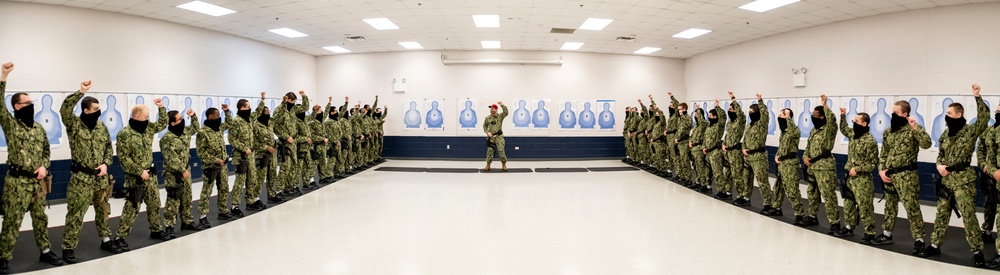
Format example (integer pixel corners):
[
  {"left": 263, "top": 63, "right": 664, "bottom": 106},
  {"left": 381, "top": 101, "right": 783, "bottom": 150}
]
[
  {"left": 672, "top": 97, "right": 692, "bottom": 142},
  {"left": 272, "top": 95, "right": 308, "bottom": 144},
  {"left": 484, "top": 105, "right": 509, "bottom": 141},
  {"left": 878, "top": 116, "right": 932, "bottom": 172},
  {"left": 982, "top": 126, "right": 1000, "bottom": 174},
  {"left": 649, "top": 114, "right": 666, "bottom": 143},
  {"left": 308, "top": 111, "right": 328, "bottom": 150},
  {"left": 689, "top": 108, "right": 708, "bottom": 146},
  {"left": 228, "top": 108, "right": 255, "bottom": 158},
  {"left": 723, "top": 99, "right": 746, "bottom": 148},
  {"left": 337, "top": 104, "right": 353, "bottom": 143},
  {"left": 62, "top": 90, "right": 112, "bottom": 170},
  {"left": 251, "top": 117, "right": 274, "bottom": 160},
  {"left": 805, "top": 106, "right": 837, "bottom": 170},
  {"left": 776, "top": 119, "right": 800, "bottom": 165},
  {"left": 160, "top": 114, "right": 199, "bottom": 174},
  {"left": 704, "top": 106, "right": 727, "bottom": 150},
  {"left": 744, "top": 99, "right": 768, "bottom": 150},
  {"left": 196, "top": 110, "right": 231, "bottom": 168},
  {"left": 937, "top": 96, "right": 989, "bottom": 182},
  {"left": 116, "top": 106, "right": 168, "bottom": 179},
  {"left": 0, "top": 81, "right": 50, "bottom": 172},
  {"left": 325, "top": 106, "right": 343, "bottom": 149},
  {"left": 838, "top": 114, "right": 878, "bottom": 175}
]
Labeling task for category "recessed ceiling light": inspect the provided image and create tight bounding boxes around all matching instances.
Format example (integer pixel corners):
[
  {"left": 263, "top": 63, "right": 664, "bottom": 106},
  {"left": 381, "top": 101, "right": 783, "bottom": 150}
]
[
  {"left": 473, "top": 15, "right": 500, "bottom": 28},
  {"left": 268, "top": 28, "right": 308, "bottom": 38},
  {"left": 561, "top": 42, "right": 584, "bottom": 50},
  {"left": 398, "top": 42, "right": 423, "bottom": 50},
  {"left": 672, "top": 28, "right": 712, "bottom": 39},
  {"left": 323, "top": 46, "right": 351, "bottom": 53},
  {"left": 481, "top": 41, "right": 501, "bottom": 49},
  {"left": 738, "top": 0, "right": 801, "bottom": 13},
  {"left": 633, "top": 47, "right": 661, "bottom": 54},
  {"left": 579, "top": 18, "right": 613, "bottom": 31},
  {"left": 176, "top": 1, "right": 235, "bottom": 17},
  {"left": 363, "top": 18, "right": 400, "bottom": 30}
]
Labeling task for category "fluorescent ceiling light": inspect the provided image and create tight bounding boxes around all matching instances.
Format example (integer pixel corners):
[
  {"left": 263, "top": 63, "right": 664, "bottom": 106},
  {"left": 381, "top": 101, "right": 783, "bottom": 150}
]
[
  {"left": 323, "top": 46, "right": 351, "bottom": 53},
  {"left": 579, "top": 18, "right": 613, "bottom": 31},
  {"left": 561, "top": 42, "right": 584, "bottom": 50},
  {"left": 473, "top": 15, "right": 500, "bottom": 28},
  {"left": 176, "top": 1, "right": 236, "bottom": 17},
  {"left": 633, "top": 47, "right": 661, "bottom": 54},
  {"left": 268, "top": 28, "right": 308, "bottom": 38},
  {"left": 672, "top": 28, "right": 712, "bottom": 39},
  {"left": 481, "top": 41, "right": 501, "bottom": 49},
  {"left": 738, "top": 0, "right": 801, "bottom": 13},
  {"left": 398, "top": 42, "right": 423, "bottom": 49},
  {"left": 363, "top": 18, "right": 400, "bottom": 30}
]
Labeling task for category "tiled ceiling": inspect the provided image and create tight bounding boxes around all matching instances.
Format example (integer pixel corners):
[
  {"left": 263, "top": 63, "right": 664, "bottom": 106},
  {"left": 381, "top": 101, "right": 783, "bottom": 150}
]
[{"left": 16, "top": 0, "right": 999, "bottom": 58}]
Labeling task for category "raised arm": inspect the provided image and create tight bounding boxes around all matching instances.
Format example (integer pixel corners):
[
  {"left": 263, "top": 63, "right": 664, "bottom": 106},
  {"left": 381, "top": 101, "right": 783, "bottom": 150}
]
[
  {"left": 968, "top": 86, "right": 989, "bottom": 137},
  {"left": 151, "top": 105, "right": 169, "bottom": 133},
  {"left": 185, "top": 113, "right": 199, "bottom": 136},
  {"left": 0, "top": 63, "right": 14, "bottom": 129}
]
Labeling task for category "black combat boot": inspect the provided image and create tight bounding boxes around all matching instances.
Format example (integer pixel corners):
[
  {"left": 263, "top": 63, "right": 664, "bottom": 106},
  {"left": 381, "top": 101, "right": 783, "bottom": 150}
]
[
  {"left": 101, "top": 240, "right": 124, "bottom": 253},
  {"left": 62, "top": 249, "right": 76, "bottom": 264},
  {"left": 40, "top": 251, "right": 64, "bottom": 266}
]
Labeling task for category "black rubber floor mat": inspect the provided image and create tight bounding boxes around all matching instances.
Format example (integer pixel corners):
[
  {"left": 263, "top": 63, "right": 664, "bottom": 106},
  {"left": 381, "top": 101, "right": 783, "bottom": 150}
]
[
  {"left": 535, "top": 168, "right": 590, "bottom": 173},
  {"left": 425, "top": 168, "right": 480, "bottom": 173},
  {"left": 587, "top": 167, "right": 639, "bottom": 172},
  {"left": 374, "top": 167, "right": 427, "bottom": 172},
  {"left": 481, "top": 168, "right": 534, "bottom": 173}
]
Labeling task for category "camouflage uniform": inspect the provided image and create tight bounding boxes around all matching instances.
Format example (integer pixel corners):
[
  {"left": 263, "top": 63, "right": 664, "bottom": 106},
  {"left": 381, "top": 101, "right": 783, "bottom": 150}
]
[
  {"left": 228, "top": 106, "right": 257, "bottom": 208},
  {"left": 774, "top": 119, "right": 803, "bottom": 215},
  {"left": 161, "top": 114, "right": 199, "bottom": 228},
  {"left": 705, "top": 106, "right": 727, "bottom": 190},
  {"left": 879, "top": 113, "right": 932, "bottom": 240},
  {"left": 308, "top": 108, "right": 329, "bottom": 183},
  {"left": 744, "top": 99, "right": 770, "bottom": 202},
  {"left": 672, "top": 96, "right": 693, "bottom": 182},
  {"left": 337, "top": 104, "right": 353, "bottom": 174},
  {"left": 723, "top": 100, "right": 746, "bottom": 197},
  {"left": 838, "top": 114, "right": 879, "bottom": 235},
  {"left": 804, "top": 106, "right": 839, "bottom": 224},
  {"left": 251, "top": 103, "right": 278, "bottom": 200},
  {"left": 115, "top": 105, "right": 169, "bottom": 238},
  {"left": 0, "top": 81, "right": 54, "bottom": 260},
  {"left": 196, "top": 110, "right": 232, "bottom": 217},
  {"left": 977, "top": 122, "right": 999, "bottom": 235},
  {"left": 350, "top": 109, "right": 364, "bottom": 168},
  {"left": 690, "top": 109, "right": 709, "bottom": 187},
  {"left": 323, "top": 104, "right": 342, "bottom": 179},
  {"left": 657, "top": 99, "right": 676, "bottom": 174},
  {"left": 624, "top": 111, "right": 635, "bottom": 160},
  {"left": 484, "top": 105, "right": 509, "bottom": 163},
  {"left": 272, "top": 99, "right": 302, "bottom": 194},
  {"left": 294, "top": 108, "right": 314, "bottom": 188},
  {"left": 60, "top": 91, "right": 115, "bottom": 250},
  {"left": 649, "top": 111, "right": 667, "bottom": 172},
  {"left": 637, "top": 103, "right": 651, "bottom": 165},
  {"left": 931, "top": 96, "right": 988, "bottom": 251},
  {"left": 375, "top": 109, "right": 387, "bottom": 158}
]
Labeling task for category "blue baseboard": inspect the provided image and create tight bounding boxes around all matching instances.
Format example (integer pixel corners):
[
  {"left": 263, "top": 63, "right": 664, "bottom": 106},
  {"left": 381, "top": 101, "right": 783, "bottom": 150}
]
[{"left": 383, "top": 136, "right": 625, "bottom": 159}]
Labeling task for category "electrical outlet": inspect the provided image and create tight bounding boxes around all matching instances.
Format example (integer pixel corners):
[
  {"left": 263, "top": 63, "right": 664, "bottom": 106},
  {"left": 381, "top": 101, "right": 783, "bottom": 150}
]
[
  {"left": 447, "top": 145, "right": 450, "bottom": 149},
  {"left": 515, "top": 146, "right": 520, "bottom": 150}
]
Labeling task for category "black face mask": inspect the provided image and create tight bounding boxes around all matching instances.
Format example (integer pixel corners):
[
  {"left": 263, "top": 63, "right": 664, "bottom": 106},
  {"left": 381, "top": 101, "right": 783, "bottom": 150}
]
[
  {"left": 374, "top": 112, "right": 382, "bottom": 119},
  {"left": 655, "top": 115, "right": 662, "bottom": 121},
  {"left": 727, "top": 111, "right": 737, "bottom": 122},
  {"left": 709, "top": 117, "right": 719, "bottom": 125},
  {"left": 81, "top": 109, "right": 101, "bottom": 130},
  {"left": 668, "top": 107, "right": 676, "bottom": 116},
  {"left": 14, "top": 103, "right": 34, "bottom": 127},
  {"left": 315, "top": 113, "right": 324, "bottom": 121},
  {"left": 945, "top": 116, "right": 966, "bottom": 137},
  {"left": 811, "top": 116, "right": 826, "bottom": 129},
  {"left": 777, "top": 117, "right": 788, "bottom": 132},
  {"left": 237, "top": 109, "right": 251, "bottom": 122},
  {"left": 890, "top": 113, "right": 908, "bottom": 131},
  {"left": 749, "top": 111, "right": 760, "bottom": 123},
  {"left": 168, "top": 120, "right": 185, "bottom": 136},
  {"left": 204, "top": 118, "right": 222, "bottom": 131},
  {"left": 994, "top": 113, "right": 1000, "bottom": 127},
  {"left": 329, "top": 112, "right": 339, "bottom": 120},
  {"left": 257, "top": 114, "right": 270, "bottom": 126},
  {"left": 296, "top": 112, "right": 306, "bottom": 121},
  {"left": 129, "top": 118, "right": 148, "bottom": 133},
  {"left": 284, "top": 102, "right": 294, "bottom": 110},
  {"left": 853, "top": 123, "right": 869, "bottom": 139}
]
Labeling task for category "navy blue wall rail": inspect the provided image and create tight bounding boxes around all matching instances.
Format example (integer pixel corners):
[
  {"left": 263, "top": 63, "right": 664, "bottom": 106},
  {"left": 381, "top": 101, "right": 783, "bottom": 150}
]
[{"left": 383, "top": 136, "right": 625, "bottom": 159}]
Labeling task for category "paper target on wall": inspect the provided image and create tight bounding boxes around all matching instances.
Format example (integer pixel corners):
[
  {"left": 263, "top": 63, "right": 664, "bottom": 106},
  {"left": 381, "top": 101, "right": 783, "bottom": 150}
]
[
  {"left": 424, "top": 98, "right": 445, "bottom": 130},
  {"left": 511, "top": 98, "right": 532, "bottom": 129},
  {"left": 200, "top": 96, "right": 220, "bottom": 125},
  {"left": 817, "top": 96, "right": 840, "bottom": 141},
  {"left": 578, "top": 100, "right": 597, "bottom": 130},
  {"left": 895, "top": 95, "right": 928, "bottom": 130},
  {"left": 531, "top": 99, "right": 551, "bottom": 129},
  {"left": 456, "top": 98, "right": 479, "bottom": 131},
  {"left": 793, "top": 98, "right": 814, "bottom": 139},
  {"left": 557, "top": 100, "right": 578, "bottom": 130},
  {"left": 764, "top": 98, "right": 779, "bottom": 136},
  {"left": 839, "top": 97, "right": 867, "bottom": 144},
  {"left": 867, "top": 96, "right": 894, "bottom": 145},
  {"left": 29, "top": 92, "right": 66, "bottom": 148},
  {"left": 596, "top": 100, "right": 616, "bottom": 130},
  {"left": 154, "top": 95, "right": 178, "bottom": 138},
  {"left": 930, "top": 95, "right": 959, "bottom": 148},
  {"left": 402, "top": 98, "right": 422, "bottom": 130},
  {"left": 965, "top": 95, "right": 998, "bottom": 126},
  {"left": 93, "top": 93, "right": 126, "bottom": 142}
]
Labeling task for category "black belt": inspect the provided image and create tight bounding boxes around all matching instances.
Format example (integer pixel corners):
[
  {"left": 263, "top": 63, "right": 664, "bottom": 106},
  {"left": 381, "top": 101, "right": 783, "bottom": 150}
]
[
  {"left": 677, "top": 137, "right": 690, "bottom": 143},
  {"left": 666, "top": 130, "right": 676, "bottom": 135},
  {"left": 727, "top": 143, "right": 743, "bottom": 150},
  {"left": 811, "top": 151, "right": 832, "bottom": 162},
  {"left": 746, "top": 147, "right": 766, "bottom": 155},
  {"left": 7, "top": 164, "right": 37, "bottom": 178},
  {"left": 495, "top": 130, "right": 504, "bottom": 136},
  {"left": 127, "top": 165, "right": 157, "bottom": 182},
  {"left": 705, "top": 144, "right": 721, "bottom": 152},
  {"left": 70, "top": 161, "right": 100, "bottom": 175},
  {"left": 887, "top": 163, "right": 918, "bottom": 175},
  {"left": 690, "top": 142, "right": 702, "bottom": 147},
  {"left": 778, "top": 153, "right": 798, "bottom": 161},
  {"left": 946, "top": 162, "right": 971, "bottom": 173}
]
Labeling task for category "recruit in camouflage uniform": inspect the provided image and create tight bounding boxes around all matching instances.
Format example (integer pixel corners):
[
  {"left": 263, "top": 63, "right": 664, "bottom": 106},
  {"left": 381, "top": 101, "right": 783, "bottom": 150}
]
[
  {"left": 115, "top": 96, "right": 170, "bottom": 247},
  {"left": 689, "top": 105, "right": 710, "bottom": 192},
  {"left": 920, "top": 86, "right": 987, "bottom": 266},
  {"left": 307, "top": 103, "right": 329, "bottom": 188},
  {"left": 272, "top": 92, "right": 303, "bottom": 198},
  {"left": 722, "top": 93, "right": 747, "bottom": 204},
  {"left": 350, "top": 105, "right": 365, "bottom": 170},
  {"left": 656, "top": 96, "right": 676, "bottom": 177},
  {"left": 322, "top": 99, "right": 343, "bottom": 182},
  {"left": 374, "top": 107, "right": 387, "bottom": 160},
  {"left": 337, "top": 99, "right": 354, "bottom": 175},
  {"left": 977, "top": 104, "right": 1000, "bottom": 245},
  {"left": 871, "top": 98, "right": 932, "bottom": 253},
  {"left": 292, "top": 97, "right": 313, "bottom": 194},
  {"left": 59, "top": 83, "right": 123, "bottom": 263},
  {"left": 649, "top": 105, "right": 667, "bottom": 174},
  {"left": 705, "top": 102, "right": 727, "bottom": 197},
  {"left": 253, "top": 100, "right": 280, "bottom": 204},
  {"left": 0, "top": 63, "right": 63, "bottom": 271},
  {"left": 623, "top": 107, "right": 635, "bottom": 162},
  {"left": 985, "top": 103, "right": 1000, "bottom": 267},
  {"left": 773, "top": 109, "right": 801, "bottom": 219},
  {"left": 744, "top": 95, "right": 771, "bottom": 213},
  {"left": 803, "top": 96, "right": 839, "bottom": 230},
  {"left": 484, "top": 102, "right": 509, "bottom": 171},
  {"left": 161, "top": 109, "right": 201, "bottom": 235},
  {"left": 625, "top": 107, "right": 640, "bottom": 164},
  {"left": 671, "top": 94, "right": 693, "bottom": 184},
  {"left": 836, "top": 108, "right": 878, "bottom": 240},
  {"left": 637, "top": 100, "right": 651, "bottom": 166},
  {"left": 228, "top": 99, "right": 259, "bottom": 217},
  {"left": 244, "top": 98, "right": 270, "bottom": 209},
  {"left": 196, "top": 105, "right": 233, "bottom": 224}
]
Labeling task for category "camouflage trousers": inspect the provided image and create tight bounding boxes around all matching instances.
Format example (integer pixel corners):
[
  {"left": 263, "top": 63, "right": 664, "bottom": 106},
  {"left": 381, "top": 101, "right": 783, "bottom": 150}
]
[
  {"left": 691, "top": 145, "right": 709, "bottom": 186},
  {"left": 746, "top": 152, "right": 771, "bottom": 204},
  {"left": 931, "top": 176, "right": 982, "bottom": 251},
  {"left": 707, "top": 149, "right": 727, "bottom": 191},
  {"left": 322, "top": 143, "right": 339, "bottom": 179},
  {"left": 775, "top": 161, "right": 804, "bottom": 215},
  {"left": 311, "top": 145, "right": 329, "bottom": 180},
  {"left": 624, "top": 134, "right": 634, "bottom": 159},
  {"left": 297, "top": 147, "right": 314, "bottom": 187},
  {"left": 806, "top": 167, "right": 840, "bottom": 224},
  {"left": 352, "top": 139, "right": 363, "bottom": 167},
  {"left": 117, "top": 176, "right": 163, "bottom": 237},
  {"left": 981, "top": 173, "right": 997, "bottom": 231},
  {"left": 62, "top": 173, "right": 113, "bottom": 250},
  {"left": 674, "top": 141, "right": 692, "bottom": 181},
  {"left": 277, "top": 145, "right": 299, "bottom": 192},
  {"left": 664, "top": 138, "right": 676, "bottom": 173},
  {"left": 337, "top": 146, "right": 349, "bottom": 174},
  {"left": 637, "top": 135, "right": 650, "bottom": 164},
  {"left": 198, "top": 164, "right": 230, "bottom": 217},
  {"left": 486, "top": 136, "right": 507, "bottom": 164},
  {"left": 231, "top": 153, "right": 256, "bottom": 206},
  {"left": 163, "top": 170, "right": 194, "bottom": 227},
  {"left": 0, "top": 176, "right": 52, "bottom": 260},
  {"left": 651, "top": 141, "right": 668, "bottom": 171},
  {"left": 257, "top": 152, "right": 278, "bottom": 199},
  {"left": 724, "top": 149, "right": 745, "bottom": 196},
  {"left": 882, "top": 170, "right": 925, "bottom": 240},
  {"left": 844, "top": 175, "right": 875, "bottom": 235}
]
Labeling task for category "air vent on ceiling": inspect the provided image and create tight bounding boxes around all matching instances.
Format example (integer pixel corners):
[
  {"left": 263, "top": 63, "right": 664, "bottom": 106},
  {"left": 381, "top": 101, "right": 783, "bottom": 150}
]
[
  {"left": 345, "top": 36, "right": 366, "bottom": 41},
  {"left": 616, "top": 36, "right": 636, "bottom": 42},
  {"left": 550, "top": 28, "right": 576, "bottom": 34}
]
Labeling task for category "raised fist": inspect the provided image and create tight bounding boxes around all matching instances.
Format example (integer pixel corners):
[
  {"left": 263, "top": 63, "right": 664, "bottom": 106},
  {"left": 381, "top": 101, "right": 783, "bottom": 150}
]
[
  {"left": 221, "top": 103, "right": 229, "bottom": 111},
  {"left": 728, "top": 91, "right": 734, "bottom": 98},
  {"left": 755, "top": 93, "right": 761, "bottom": 100},
  {"left": 299, "top": 90, "right": 305, "bottom": 96},
  {"left": 186, "top": 109, "right": 195, "bottom": 117},
  {"left": 153, "top": 98, "right": 163, "bottom": 107},
  {"left": 81, "top": 80, "right": 92, "bottom": 93},
  {"left": 261, "top": 91, "right": 266, "bottom": 99},
  {"left": 839, "top": 108, "right": 846, "bottom": 115},
  {"left": 973, "top": 83, "right": 981, "bottom": 97},
  {"left": 1, "top": 62, "right": 12, "bottom": 74}
]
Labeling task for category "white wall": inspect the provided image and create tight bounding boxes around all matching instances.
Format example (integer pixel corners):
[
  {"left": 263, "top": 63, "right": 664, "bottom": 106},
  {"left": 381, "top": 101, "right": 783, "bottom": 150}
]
[
  {"left": 316, "top": 50, "right": 686, "bottom": 137},
  {"left": 0, "top": 2, "right": 316, "bottom": 161}
]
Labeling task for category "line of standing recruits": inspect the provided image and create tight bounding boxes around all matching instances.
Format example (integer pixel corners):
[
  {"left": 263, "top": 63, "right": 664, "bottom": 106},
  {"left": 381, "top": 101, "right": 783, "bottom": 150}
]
[
  {"left": 0, "top": 62, "right": 387, "bottom": 274},
  {"left": 622, "top": 86, "right": 1000, "bottom": 268}
]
